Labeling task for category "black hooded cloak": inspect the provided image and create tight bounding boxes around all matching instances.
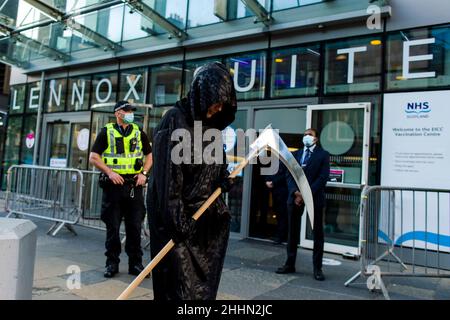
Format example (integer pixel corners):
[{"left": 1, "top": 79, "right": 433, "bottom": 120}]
[{"left": 147, "top": 62, "right": 237, "bottom": 300}]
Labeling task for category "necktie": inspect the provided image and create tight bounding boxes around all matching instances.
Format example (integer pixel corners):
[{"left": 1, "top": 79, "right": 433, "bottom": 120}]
[{"left": 302, "top": 148, "right": 311, "bottom": 166}]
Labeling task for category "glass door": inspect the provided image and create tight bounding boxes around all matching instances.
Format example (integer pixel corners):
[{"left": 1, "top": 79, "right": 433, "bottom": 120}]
[
  {"left": 69, "top": 123, "right": 91, "bottom": 169},
  {"left": 48, "top": 122, "right": 70, "bottom": 168},
  {"left": 249, "top": 107, "right": 307, "bottom": 241},
  {"left": 300, "top": 103, "right": 371, "bottom": 256},
  {"left": 42, "top": 113, "right": 91, "bottom": 169}
]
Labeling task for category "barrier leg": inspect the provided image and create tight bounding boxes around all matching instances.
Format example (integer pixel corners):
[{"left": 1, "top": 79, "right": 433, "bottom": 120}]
[
  {"left": 389, "top": 248, "right": 408, "bottom": 270},
  {"left": 344, "top": 271, "right": 361, "bottom": 287}
]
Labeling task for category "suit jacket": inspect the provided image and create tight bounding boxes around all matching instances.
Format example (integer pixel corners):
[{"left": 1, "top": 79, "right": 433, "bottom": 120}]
[{"left": 286, "top": 145, "right": 330, "bottom": 209}]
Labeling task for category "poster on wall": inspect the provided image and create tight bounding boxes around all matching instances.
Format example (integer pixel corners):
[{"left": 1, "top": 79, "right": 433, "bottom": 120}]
[{"left": 380, "top": 90, "right": 450, "bottom": 253}]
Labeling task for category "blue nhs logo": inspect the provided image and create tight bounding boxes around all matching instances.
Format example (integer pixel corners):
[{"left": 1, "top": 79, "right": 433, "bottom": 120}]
[{"left": 405, "top": 102, "right": 431, "bottom": 114}]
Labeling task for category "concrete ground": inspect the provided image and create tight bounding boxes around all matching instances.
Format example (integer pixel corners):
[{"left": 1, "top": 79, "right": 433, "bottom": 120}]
[{"left": 1, "top": 205, "right": 449, "bottom": 300}]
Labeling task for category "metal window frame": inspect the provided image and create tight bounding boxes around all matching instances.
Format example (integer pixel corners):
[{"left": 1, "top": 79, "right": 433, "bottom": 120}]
[
  {"left": 22, "top": 0, "right": 122, "bottom": 51},
  {"left": 124, "top": 0, "right": 188, "bottom": 40}
]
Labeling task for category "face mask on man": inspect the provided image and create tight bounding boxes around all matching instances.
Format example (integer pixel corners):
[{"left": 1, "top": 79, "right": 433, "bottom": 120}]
[
  {"left": 122, "top": 112, "right": 134, "bottom": 124},
  {"left": 302, "top": 135, "right": 316, "bottom": 147}
]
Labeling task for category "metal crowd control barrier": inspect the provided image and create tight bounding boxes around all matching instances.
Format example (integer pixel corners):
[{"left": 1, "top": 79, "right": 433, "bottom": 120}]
[
  {"left": 5, "top": 165, "right": 83, "bottom": 236},
  {"left": 345, "top": 186, "right": 450, "bottom": 299},
  {"left": 5, "top": 165, "right": 150, "bottom": 244}
]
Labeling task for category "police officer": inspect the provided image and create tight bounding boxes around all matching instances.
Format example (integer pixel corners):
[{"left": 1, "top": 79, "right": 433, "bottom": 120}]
[{"left": 89, "top": 101, "right": 152, "bottom": 278}]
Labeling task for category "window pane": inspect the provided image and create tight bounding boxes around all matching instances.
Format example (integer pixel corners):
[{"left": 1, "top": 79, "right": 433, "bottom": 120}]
[
  {"left": 2, "top": 116, "right": 22, "bottom": 189},
  {"left": 324, "top": 36, "right": 382, "bottom": 94},
  {"left": 149, "top": 64, "right": 182, "bottom": 106},
  {"left": 68, "top": 75, "right": 91, "bottom": 111},
  {"left": 122, "top": 6, "right": 155, "bottom": 41},
  {"left": 92, "top": 72, "right": 118, "bottom": 105},
  {"left": 71, "top": 4, "right": 123, "bottom": 52},
  {"left": 9, "top": 85, "right": 26, "bottom": 114},
  {"left": 227, "top": 0, "right": 269, "bottom": 20},
  {"left": 273, "top": 0, "right": 323, "bottom": 11},
  {"left": 386, "top": 25, "right": 450, "bottom": 90},
  {"left": 45, "top": 78, "right": 67, "bottom": 113},
  {"left": 141, "top": 0, "right": 187, "bottom": 32},
  {"left": 271, "top": 45, "right": 320, "bottom": 97},
  {"left": 119, "top": 67, "right": 147, "bottom": 103},
  {"left": 187, "top": 0, "right": 220, "bottom": 28},
  {"left": 322, "top": 95, "right": 382, "bottom": 186},
  {"left": 183, "top": 58, "right": 221, "bottom": 97},
  {"left": 225, "top": 51, "right": 266, "bottom": 100},
  {"left": 26, "top": 82, "right": 41, "bottom": 114},
  {"left": 20, "top": 115, "right": 37, "bottom": 164}
]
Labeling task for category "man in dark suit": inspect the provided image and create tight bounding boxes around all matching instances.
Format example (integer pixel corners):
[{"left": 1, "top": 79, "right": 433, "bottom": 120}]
[{"left": 275, "top": 128, "right": 330, "bottom": 281}]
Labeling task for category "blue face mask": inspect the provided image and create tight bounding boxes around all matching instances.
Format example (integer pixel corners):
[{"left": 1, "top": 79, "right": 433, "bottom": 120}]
[
  {"left": 123, "top": 113, "right": 134, "bottom": 124},
  {"left": 302, "top": 135, "right": 315, "bottom": 147}
]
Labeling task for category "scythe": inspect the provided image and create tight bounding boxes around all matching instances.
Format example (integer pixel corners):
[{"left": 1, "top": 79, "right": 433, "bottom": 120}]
[{"left": 117, "top": 124, "right": 314, "bottom": 300}]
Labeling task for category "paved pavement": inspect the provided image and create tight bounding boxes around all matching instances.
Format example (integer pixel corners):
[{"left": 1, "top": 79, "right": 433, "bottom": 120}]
[{"left": 1, "top": 206, "right": 449, "bottom": 300}]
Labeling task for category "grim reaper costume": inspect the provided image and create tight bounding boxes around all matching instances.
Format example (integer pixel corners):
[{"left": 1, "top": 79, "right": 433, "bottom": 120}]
[{"left": 147, "top": 62, "right": 237, "bottom": 300}]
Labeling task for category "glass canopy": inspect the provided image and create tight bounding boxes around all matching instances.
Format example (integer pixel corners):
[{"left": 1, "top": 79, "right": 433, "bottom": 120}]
[{"left": 0, "top": 0, "right": 325, "bottom": 69}]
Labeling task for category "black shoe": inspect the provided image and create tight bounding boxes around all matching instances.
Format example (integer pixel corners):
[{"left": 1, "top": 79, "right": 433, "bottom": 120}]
[
  {"left": 104, "top": 264, "right": 119, "bottom": 278},
  {"left": 314, "top": 269, "right": 325, "bottom": 281},
  {"left": 275, "top": 265, "right": 296, "bottom": 274},
  {"left": 129, "top": 263, "right": 150, "bottom": 278}
]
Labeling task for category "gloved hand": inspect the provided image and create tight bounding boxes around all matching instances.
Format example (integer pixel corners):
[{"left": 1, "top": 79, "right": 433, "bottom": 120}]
[{"left": 215, "top": 177, "right": 235, "bottom": 193}]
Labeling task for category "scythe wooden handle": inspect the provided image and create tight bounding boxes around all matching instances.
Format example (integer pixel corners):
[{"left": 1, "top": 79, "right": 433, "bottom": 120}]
[{"left": 116, "top": 158, "right": 250, "bottom": 300}]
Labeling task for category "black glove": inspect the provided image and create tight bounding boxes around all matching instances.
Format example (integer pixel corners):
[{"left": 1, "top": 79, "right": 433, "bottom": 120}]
[{"left": 216, "top": 177, "right": 235, "bottom": 193}]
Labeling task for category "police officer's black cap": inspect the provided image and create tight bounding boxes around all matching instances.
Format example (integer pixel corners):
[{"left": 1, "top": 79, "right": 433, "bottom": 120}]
[{"left": 114, "top": 101, "right": 136, "bottom": 112}]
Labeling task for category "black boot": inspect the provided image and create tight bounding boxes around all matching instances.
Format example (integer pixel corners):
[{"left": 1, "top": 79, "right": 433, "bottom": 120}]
[
  {"left": 129, "top": 263, "right": 150, "bottom": 278},
  {"left": 104, "top": 264, "right": 119, "bottom": 278}
]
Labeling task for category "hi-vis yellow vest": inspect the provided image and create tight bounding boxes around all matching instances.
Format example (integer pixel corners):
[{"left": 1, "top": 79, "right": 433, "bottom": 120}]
[{"left": 102, "top": 123, "right": 143, "bottom": 175}]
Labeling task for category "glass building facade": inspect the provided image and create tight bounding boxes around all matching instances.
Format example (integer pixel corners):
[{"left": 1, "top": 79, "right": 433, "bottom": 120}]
[{"left": 1, "top": 0, "right": 449, "bottom": 255}]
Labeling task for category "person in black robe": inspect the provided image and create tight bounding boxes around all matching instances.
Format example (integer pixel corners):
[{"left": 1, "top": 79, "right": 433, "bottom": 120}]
[{"left": 147, "top": 62, "right": 237, "bottom": 300}]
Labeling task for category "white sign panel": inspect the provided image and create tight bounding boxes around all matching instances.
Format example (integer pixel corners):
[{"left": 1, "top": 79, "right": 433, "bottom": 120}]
[
  {"left": 50, "top": 158, "right": 67, "bottom": 168},
  {"left": 380, "top": 91, "right": 450, "bottom": 253},
  {"left": 381, "top": 90, "right": 450, "bottom": 189}
]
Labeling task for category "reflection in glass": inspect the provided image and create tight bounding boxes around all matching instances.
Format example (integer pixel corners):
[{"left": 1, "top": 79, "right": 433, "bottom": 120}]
[
  {"left": 68, "top": 75, "right": 91, "bottom": 111},
  {"left": 325, "top": 36, "right": 382, "bottom": 94},
  {"left": 49, "top": 123, "right": 70, "bottom": 167},
  {"left": 187, "top": 0, "right": 220, "bottom": 28},
  {"left": 306, "top": 186, "right": 361, "bottom": 247},
  {"left": 227, "top": 0, "right": 269, "bottom": 20},
  {"left": 271, "top": 45, "right": 320, "bottom": 97},
  {"left": 92, "top": 72, "right": 118, "bottom": 105},
  {"left": 312, "top": 108, "right": 365, "bottom": 185},
  {"left": 20, "top": 115, "right": 37, "bottom": 165},
  {"left": 2, "top": 116, "right": 22, "bottom": 189},
  {"left": 322, "top": 95, "right": 382, "bottom": 185},
  {"left": 71, "top": 4, "right": 124, "bottom": 51},
  {"left": 225, "top": 51, "right": 266, "bottom": 100},
  {"left": 141, "top": 0, "right": 187, "bottom": 33},
  {"left": 386, "top": 25, "right": 450, "bottom": 90},
  {"left": 273, "top": 0, "right": 323, "bottom": 11},
  {"left": 149, "top": 64, "right": 182, "bottom": 106},
  {"left": 250, "top": 107, "right": 307, "bottom": 240},
  {"left": 26, "top": 82, "right": 41, "bottom": 114},
  {"left": 69, "top": 123, "right": 90, "bottom": 169},
  {"left": 9, "top": 85, "right": 26, "bottom": 114},
  {"left": 46, "top": 78, "right": 67, "bottom": 113},
  {"left": 119, "top": 68, "right": 147, "bottom": 103}
]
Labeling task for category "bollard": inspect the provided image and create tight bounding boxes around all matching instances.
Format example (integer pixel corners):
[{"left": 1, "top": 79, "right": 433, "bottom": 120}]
[{"left": 0, "top": 218, "right": 37, "bottom": 300}]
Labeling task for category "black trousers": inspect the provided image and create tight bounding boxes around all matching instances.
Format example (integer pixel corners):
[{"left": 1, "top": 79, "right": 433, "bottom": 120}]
[
  {"left": 285, "top": 203, "right": 324, "bottom": 270},
  {"left": 100, "top": 183, "right": 145, "bottom": 267}
]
